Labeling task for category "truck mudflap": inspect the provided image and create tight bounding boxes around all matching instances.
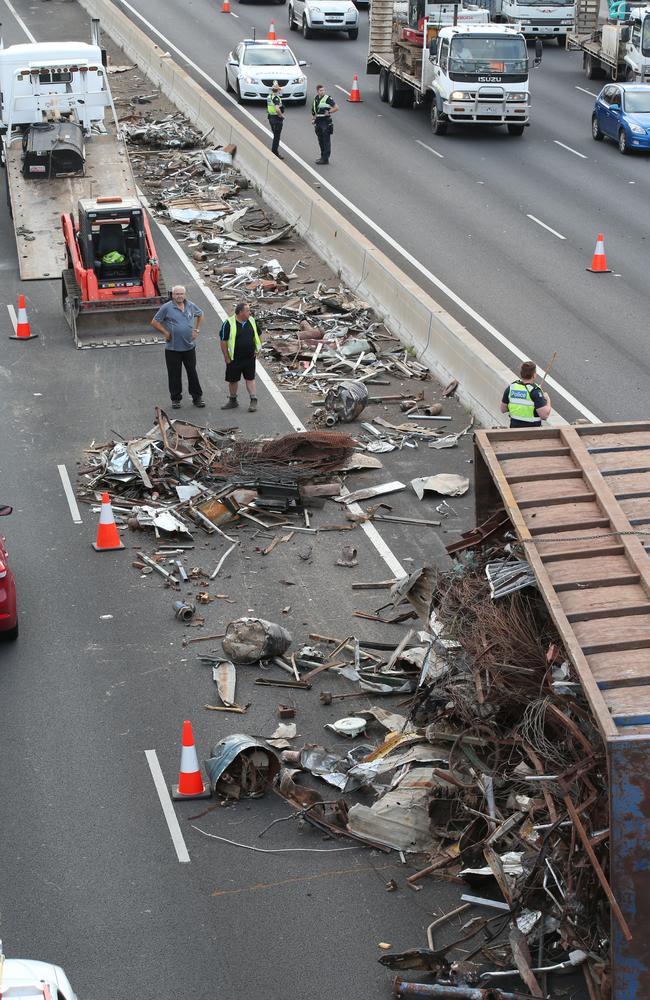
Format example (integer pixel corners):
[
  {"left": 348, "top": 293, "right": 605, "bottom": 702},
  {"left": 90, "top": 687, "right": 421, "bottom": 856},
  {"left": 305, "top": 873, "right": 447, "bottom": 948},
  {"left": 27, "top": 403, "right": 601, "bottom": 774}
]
[{"left": 62, "top": 269, "right": 166, "bottom": 349}]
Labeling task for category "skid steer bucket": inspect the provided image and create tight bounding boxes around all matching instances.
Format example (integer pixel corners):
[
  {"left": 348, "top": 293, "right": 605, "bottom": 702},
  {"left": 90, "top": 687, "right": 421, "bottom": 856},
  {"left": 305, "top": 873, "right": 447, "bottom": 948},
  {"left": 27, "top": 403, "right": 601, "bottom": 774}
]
[{"left": 62, "top": 269, "right": 165, "bottom": 349}]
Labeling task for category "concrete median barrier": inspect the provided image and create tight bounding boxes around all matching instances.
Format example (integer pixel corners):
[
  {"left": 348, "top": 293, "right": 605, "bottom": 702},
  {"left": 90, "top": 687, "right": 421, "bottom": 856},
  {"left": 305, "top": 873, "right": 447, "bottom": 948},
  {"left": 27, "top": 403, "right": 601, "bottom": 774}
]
[{"left": 80, "top": 0, "right": 566, "bottom": 428}]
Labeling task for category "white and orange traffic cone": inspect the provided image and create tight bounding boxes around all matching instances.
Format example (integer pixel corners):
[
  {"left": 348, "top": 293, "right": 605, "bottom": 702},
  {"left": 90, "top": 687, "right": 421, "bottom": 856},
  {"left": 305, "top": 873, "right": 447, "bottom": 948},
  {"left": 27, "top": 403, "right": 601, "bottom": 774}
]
[
  {"left": 347, "top": 74, "right": 362, "bottom": 103},
  {"left": 586, "top": 232, "right": 611, "bottom": 273},
  {"left": 222, "top": 0, "right": 231, "bottom": 13},
  {"left": 92, "top": 492, "right": 125, "bottom": 552},
  {"left": 171, "top": 720, "right": 211, "bottom": 800},
  {"left": 267, "top": 19, "right": 276, "bottom": 39},
  {"left": 9, "top": 293, "right": 38, "bottom": 341}
]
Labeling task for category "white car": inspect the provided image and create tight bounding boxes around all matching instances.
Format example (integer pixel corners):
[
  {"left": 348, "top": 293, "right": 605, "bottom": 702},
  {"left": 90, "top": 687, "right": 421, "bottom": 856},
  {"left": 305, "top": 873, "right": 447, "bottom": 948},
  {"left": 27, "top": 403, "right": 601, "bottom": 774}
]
[
  {"left": 225, "top": 39, "right": 308, "bottom": 104},
  {"left": 288, "top": 0, "right": 359, "bottom": 38},
  {"left": 0, "top": 948, "right": 78, "bottom": 1000}
]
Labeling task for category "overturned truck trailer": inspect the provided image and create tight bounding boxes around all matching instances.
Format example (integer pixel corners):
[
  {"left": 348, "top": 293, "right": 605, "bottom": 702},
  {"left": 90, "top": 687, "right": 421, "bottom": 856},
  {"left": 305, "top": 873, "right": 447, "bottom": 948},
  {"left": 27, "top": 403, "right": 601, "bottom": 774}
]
[{"left": 474, "top": 420, "right": 650, "bottom": 1000}]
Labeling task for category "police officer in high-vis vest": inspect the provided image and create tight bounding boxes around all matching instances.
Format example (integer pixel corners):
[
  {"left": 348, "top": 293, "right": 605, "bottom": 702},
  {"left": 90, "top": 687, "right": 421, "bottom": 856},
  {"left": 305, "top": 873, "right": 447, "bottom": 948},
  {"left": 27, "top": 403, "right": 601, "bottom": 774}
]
[
  {"left": 500, "top": 360, "right": 551, "bottom": 428},
  {"left": 219, "top": 302, "right": 262, "bottom": 412},
  {"left": 311, "top": 84, "right": 339, "bottom": 165},
  {"left": 267, "top": 81, "right": 285, "bottom": 159}
]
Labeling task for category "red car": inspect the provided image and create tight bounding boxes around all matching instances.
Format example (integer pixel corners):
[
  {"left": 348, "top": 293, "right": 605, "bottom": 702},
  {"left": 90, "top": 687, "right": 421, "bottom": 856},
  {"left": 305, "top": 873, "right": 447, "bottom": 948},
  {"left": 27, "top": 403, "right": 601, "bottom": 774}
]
[{"left": 0, "top": 505, "right": 17, "bottom": 640}]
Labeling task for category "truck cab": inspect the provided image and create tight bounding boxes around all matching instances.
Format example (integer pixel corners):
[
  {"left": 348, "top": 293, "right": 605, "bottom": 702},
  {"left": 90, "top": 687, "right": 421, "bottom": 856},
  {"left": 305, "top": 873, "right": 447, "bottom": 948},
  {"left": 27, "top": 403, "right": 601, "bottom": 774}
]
[
  {"left": 488, "top": 0, "right": 576, "bottom": 44},
  {"left": 429, "top": 25, "right": 530, "bottom": 133}
]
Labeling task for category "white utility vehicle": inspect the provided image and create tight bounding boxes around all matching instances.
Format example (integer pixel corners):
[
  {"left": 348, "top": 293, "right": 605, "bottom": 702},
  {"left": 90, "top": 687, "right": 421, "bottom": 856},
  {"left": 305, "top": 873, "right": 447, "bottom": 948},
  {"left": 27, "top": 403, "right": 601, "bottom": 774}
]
[
  {"left": 288, "top": 0, "right": 360, "bottom": 39},
  {"left": 0, "top": 941, "right": 79, "bottom": 1000},
  {"left": 225, "top": 38, "right": 308, "bottom": 102}
]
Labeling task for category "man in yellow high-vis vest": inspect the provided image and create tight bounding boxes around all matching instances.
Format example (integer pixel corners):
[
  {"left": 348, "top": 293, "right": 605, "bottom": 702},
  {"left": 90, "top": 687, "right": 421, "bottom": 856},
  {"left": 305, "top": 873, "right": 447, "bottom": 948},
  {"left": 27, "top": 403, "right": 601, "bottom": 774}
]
[
  {"left": 219, "top": 302, "right": 262, "bottom": 411},
  {"left": 500, "top": 360, "right": 551, "bottom": 428}
]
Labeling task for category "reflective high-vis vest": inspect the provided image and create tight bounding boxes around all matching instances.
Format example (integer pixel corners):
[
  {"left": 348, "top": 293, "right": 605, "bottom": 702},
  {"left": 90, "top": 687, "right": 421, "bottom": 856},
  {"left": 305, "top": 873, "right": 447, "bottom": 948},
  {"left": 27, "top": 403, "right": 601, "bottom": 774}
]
[
  {"left": 227, "top": 315, "right": 261, "bottom": 361},
  {"left": 102, "top": 250, "right": 125, "bottom": 264},
  {"left": 312, "top": 94, "right": 331, "bottom": 116},
  {"left": 267, "top": 93, "right": 281, "bottom": 116},
  {"left": 507, "top": 381, "right": 540, "bottom": 422}
]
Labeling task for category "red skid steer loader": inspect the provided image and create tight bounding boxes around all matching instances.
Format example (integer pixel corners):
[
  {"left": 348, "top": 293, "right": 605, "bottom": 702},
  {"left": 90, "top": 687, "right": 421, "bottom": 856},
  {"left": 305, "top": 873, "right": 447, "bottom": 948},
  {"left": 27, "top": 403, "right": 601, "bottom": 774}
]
[{"left": 61, "top": 195, "right": 167, "bottom": 348}]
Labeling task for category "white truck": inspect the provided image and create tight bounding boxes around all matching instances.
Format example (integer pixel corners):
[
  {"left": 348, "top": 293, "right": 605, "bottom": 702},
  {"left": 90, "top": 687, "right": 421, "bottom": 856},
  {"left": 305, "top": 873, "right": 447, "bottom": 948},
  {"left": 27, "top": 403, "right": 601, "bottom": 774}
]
[
  {"left": 368, "top": 2, "right": 534, "bottom": 135},
  {"left": 0, "top": 19, "right": 137, "bottom": 283},
  {"left": 568, "top": 0, "right": 650, "bottom": 79},
  {"left": 482, "top": 0, "right": 576, "bottom": 44}
]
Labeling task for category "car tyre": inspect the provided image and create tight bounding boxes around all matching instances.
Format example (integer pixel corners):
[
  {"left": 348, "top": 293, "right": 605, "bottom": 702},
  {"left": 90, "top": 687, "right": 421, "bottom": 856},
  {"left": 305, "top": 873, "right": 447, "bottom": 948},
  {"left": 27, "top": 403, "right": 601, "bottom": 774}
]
[
  {"left": 236, "top": 81, "right": 244, "bottom": 104},
  {"left": 302, "top": 16, "right": 313, "bottom": 38},
  {"left": 618, "top": 128, "right": 630, "bottom": 154},
  {"left": 295, "top": 97, "right": 307, "bottom": 106},
  {"left": 430, "top": 101, "right": 448, "bottom": 135},
  {"left": 288, "top": 4, "right": 297, "bottom": 28},
  {"left": 2, "top": 623, "right": 18, "bottom": 641},
  {"left": 348, "top": 28, "right": 359, "bottom": 38},
  {"left": 378, "top": 67, "right": 389, "bottom": 102},
  {"left": 225, "top": 70, "right": 233, "bottom": 93},
  {"left": 591, "top": 114, "right": 603, "bottom": 140},
  {"left": 507, "top": 123, "right": 525, "bottom": 135}
]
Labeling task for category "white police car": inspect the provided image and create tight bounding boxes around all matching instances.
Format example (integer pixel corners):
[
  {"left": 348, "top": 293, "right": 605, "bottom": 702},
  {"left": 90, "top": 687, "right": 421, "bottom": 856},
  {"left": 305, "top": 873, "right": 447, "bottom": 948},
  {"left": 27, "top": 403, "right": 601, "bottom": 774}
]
[
  {"left": 0, "top": 942, "right": 79, "bottom": 1000},
  {"left": 225, "top": 39, "right": 308, "bottom": 105}
]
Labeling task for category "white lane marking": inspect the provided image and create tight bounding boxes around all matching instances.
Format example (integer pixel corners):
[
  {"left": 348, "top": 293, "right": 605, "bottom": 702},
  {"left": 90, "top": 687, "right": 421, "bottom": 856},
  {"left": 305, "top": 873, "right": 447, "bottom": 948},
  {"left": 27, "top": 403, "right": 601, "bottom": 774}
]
[
  {"left": 335, "top": 84, "right": 351, "bottom": 96},
  {"left": 0, "top": 0, "right": 37, "bottom": 41},
  {"left": 57, "top": 465, "right": 83, "bottom": 524},
  {"left": 575, "top": 85, "right": 598, "bottom": 97},
  {"left": 415, "top": 138, "right": 444, "bottom": 159},
  {"left": 526, "top": 213, "right": 567, "bottom": 240},
  {"left": 114, "top": 0, "right": 601, "bottom": 425},
  {"left": 553, "top": 139, "right": 587, "bottom": 159},
  {"left": 144, "top": 749, "right": 191, "bottom": 863},
  {"left": 6, "top": 303, "right": 16, "bottom": 333},
  {"left": 141, "top": 192, "right": 405, "bottom": 574},
  {"left": 230, "top": 11, "right": 239, "bottom": 16}
]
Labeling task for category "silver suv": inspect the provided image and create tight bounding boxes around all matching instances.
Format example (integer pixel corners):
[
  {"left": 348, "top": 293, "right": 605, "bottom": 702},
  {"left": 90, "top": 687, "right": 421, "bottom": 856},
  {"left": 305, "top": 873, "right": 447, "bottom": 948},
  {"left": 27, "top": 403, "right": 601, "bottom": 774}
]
[{"left": 288, "top": 0, "right": 359, "bottom": 39}]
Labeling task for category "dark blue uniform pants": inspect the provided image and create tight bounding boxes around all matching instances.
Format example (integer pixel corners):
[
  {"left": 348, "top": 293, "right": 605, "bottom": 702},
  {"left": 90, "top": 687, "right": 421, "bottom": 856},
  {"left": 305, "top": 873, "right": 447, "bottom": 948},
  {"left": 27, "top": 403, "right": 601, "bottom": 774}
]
[
  {"left": 315, "top": 119, "right": 331, "bottom": 161},
  {"left": 269, "top": 116, "right": 283, "bottom": 154}
]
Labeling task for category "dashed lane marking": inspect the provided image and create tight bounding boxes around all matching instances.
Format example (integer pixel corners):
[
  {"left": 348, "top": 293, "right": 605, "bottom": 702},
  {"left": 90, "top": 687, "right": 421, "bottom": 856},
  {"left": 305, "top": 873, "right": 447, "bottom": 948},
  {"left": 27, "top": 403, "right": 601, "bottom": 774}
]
[
  {"left": 335, "top": 84, "right": 351, "bottom": 96},
  {"left": 144, "top": 749, "right": 191, "bottom": 863},
  {"left": 526, "top": 213, "right": 567, "bottom": 240},
  {"left": 6, "top": 303, "right": 16, "bottom": 333},
  {"left": 415, "top": 138, "right": 444, "bottom": 159},
  {"left": 554, "top": 139, "right": 588, "bottom": 159},
  {"left": 0, "top": 0, "right": 36, "bottom": 42},
  {"left": 57, "top": 465, "right": 83, "bottom": 524},
  {"left": 575, "top": 85, "right": 598, "bottom": 97}
]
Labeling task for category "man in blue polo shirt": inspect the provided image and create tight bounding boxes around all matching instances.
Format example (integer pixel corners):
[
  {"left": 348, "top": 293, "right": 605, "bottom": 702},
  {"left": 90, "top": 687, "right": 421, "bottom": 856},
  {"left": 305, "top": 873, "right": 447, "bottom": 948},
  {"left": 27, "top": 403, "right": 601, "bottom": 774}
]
[{"left": 151, "top": 285, "right": 205, "bottom": 410}]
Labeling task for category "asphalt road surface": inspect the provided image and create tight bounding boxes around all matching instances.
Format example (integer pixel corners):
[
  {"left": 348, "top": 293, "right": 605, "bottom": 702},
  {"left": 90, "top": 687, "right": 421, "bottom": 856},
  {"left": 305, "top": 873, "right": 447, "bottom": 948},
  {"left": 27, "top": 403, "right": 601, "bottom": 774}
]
[
  {"left": 107, "top": 0, "right": 650, "bottom": 427},
  {"left": 0, "top": 3, "right": 483, "bottom": 999}
]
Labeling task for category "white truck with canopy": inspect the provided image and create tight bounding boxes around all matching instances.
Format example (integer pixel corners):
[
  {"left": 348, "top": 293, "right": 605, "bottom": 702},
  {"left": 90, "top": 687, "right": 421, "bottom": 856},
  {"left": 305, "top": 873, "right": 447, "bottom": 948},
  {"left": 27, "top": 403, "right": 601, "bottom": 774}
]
[{"left": 568, "top": 0, "right": 650, "bottom": 80}]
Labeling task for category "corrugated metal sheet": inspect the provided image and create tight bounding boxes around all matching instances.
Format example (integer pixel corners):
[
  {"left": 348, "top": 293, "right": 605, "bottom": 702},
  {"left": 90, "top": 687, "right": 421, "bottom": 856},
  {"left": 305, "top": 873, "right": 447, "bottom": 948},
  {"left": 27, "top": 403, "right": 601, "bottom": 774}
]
[{"left": 474, "top": 421, "right": 650, "bottom": 999}]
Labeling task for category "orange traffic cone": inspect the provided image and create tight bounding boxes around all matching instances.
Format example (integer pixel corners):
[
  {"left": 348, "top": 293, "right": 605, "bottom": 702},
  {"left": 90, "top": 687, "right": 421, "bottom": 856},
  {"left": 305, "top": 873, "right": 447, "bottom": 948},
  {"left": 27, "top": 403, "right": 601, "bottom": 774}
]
[
  {"left": 347, "top": 74, "right": 362, "bottom": 103},
  {"left": 267, "top": 19, "right": 276, "bottom": 39},
  {"left": 92, "top": 492, "right": 125, "bottom": 552},
  {"left": 9, "top": 293, "right": 38, "bottom": 341},
  {"left": 586, "top": 232, "right": 611, "bottom": 273},
  {"left": 222, "top": 0, "right": 230, "bottom": 12},
  {"left": 172, "top": 720, "right": 211, "bottom": 799}
]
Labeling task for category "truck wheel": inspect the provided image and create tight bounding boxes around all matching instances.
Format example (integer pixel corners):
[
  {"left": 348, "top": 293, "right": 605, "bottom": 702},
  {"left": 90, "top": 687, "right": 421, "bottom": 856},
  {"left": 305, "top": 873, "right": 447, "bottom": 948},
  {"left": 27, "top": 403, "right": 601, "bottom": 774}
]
[
  {"left": 585, "top": 54, "right": 603, "bottom": 79},
  {"left": 559, "top": 34, "right": 569, "bottom": 48},
  {"left": 430, "top": 102, "right": 448, "bottom": 135},
  {"left": 618, "top": 128, "right": 630, "bottom": 154},
  {"left": 591, "top": 114, "right": 603, "bottom": 140},
  {"left": 507, "top": 123, "right": 525, "bottom": 136},
  {"left": 387, "top": 72, "right": 412, "bottom": 108},
  {"left": 379, "top": 68, "right": 389, "bottom": 102},
  {"left": 302, "top": 16, "right": 313, "bottom": 38}
]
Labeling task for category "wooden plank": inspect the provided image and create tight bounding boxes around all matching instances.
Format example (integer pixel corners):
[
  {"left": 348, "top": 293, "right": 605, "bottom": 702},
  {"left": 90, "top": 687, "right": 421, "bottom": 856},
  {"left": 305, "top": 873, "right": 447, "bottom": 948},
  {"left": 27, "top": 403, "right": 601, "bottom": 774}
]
[
  {"left": 512, "top": 479, "right": 594, "bottom": 505},
  {"left": 494, "top": 442, "right": 570, "bottom": 458},
  {"left": 538, "top": 528, "right": 622, "bottom": 560},
  {"left": 560, "top": 584, "right": 648, "bottom": 616},
  {"left": 574, "top": 614, "right": 650, "bottom": 651},
  {"left": 619, "top": 497, "right": 650, "bottom": 522},
  {"left": 607, "top": 471, "right": 650, "bottom": 498},
  {"left": 595, "top": 453, "right": 650, "bottom": 474},
  {"left": 602, "top": 685, "right": 650, "bottom": 726},
  {"left": 500, "top": 454, "right": 578, "bottom": 479},
  {"left": 547, "top": 555, "right": 638, "bottom": 588},
  {"left": 520, "top": 500, "right": 605, "bottom": 530},
  {"left": 579, "top": 428, "right": 650, "bottom": 450}
]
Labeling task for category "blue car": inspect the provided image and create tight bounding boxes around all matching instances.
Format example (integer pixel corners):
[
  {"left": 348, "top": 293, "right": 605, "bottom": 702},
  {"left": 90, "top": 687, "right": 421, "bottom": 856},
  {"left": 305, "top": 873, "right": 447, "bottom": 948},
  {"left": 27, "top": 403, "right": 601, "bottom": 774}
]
[{"left": 592, "top": 82, "right": 650, "bottom": 154}]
